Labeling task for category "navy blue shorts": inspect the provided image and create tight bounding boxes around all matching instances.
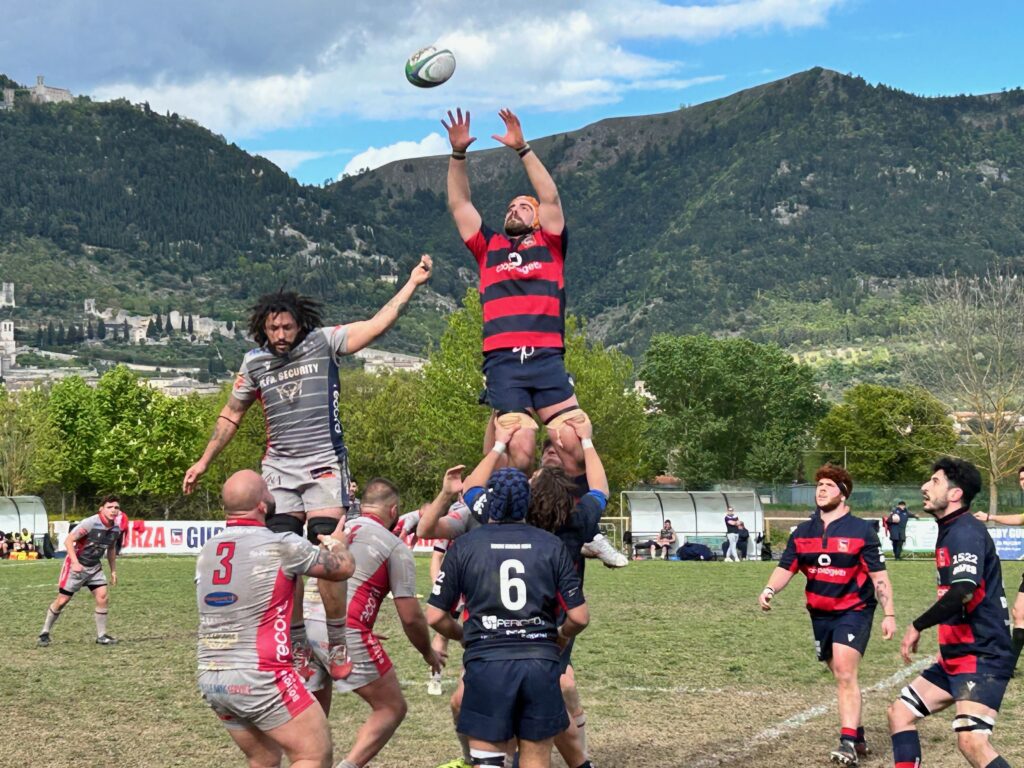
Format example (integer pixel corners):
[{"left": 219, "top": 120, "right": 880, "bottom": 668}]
[
  {"left": 459, "top": 658, "right": 569, "bottom": 742},
  {"left": 921, "top": 662, "right": 1011, "bottom": 712},
  {"left": 811, "top": 608, "right": 874, "bottom": 662},
  {"left": 482, "top": 348, "right": 574, "bottom": 414}
]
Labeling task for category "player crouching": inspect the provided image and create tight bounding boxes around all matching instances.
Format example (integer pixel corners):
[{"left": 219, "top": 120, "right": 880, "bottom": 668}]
[{"left": 426, "top": 467, "right": 589, "bottom": 768}]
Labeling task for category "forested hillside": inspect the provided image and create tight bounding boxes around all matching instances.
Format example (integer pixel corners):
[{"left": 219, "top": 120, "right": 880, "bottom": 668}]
[{"left": 2, "top": 68, "right": 1023, "bottom": 358}]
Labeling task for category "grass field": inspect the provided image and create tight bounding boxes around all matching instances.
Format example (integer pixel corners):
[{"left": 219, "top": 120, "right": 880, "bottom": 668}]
[{"left": 2, "top": 556, "right": 1023, "bottom": 768}]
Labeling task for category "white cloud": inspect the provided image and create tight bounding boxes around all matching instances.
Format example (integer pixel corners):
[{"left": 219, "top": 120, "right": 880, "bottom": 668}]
[
  {"left": 78, "top": 0, "right": 845, "bottom": 137},
  {"left": 341, "top": 133, "right": 449, "bottom": 176}
]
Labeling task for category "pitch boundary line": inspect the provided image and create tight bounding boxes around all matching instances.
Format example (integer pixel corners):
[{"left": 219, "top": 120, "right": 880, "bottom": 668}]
[{"left": 689, "top": 657, "right": 933, "bottom": 768}]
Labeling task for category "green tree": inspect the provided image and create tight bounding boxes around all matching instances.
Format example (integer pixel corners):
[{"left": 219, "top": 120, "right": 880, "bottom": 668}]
[
  {"left": 0, "top": 387, "right": 59, "bottom": 496},
  {"left": 640, "top": 334, "right": 826, "bottom": 485},
  {"left": 815, "top": 384, "right": 958, "bottom": 483},
  {"left": 97, "top": 318, "right": 107, "bottom": 339},
  {"left": 48, "top": 375, "right": 104, "bottom": 509}
]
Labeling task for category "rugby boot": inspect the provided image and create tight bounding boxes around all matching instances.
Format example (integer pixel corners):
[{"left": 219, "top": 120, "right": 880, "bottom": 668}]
[
  {"left": 37, "top": 632, "right": 51, "bottom": 647},
  {"left": 292, "top": 639, "right": 315, "bottom": 680},
  {"left": 427, "top": 671, "right": 443, "bottom": 695},
  {"left": 855, "top": 739, "right": 871, "bottom": 757},
  {"left": 95, "top": 634, "right": 118, "bottom": 645},
  {"left": 327, "top": 642, "right": 353, "bottom": 680},
  {"left": 829, "top": 741, "right": 859, "bottom": 767},
  {"left": 580, "top": 533, "right": 628, "bottom": 568}
]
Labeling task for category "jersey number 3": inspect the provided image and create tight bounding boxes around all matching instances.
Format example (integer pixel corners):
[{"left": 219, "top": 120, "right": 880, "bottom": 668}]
[
  {"left": 212, "top": 541, "right": 236, "bottom": 585},
  {"left": 499, "top": 559, "right": 527, "bottom": 611}
]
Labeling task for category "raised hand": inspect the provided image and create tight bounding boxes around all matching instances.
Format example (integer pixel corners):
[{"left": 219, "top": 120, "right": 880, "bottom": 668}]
[
  {"left": 494, "top": 420, "right": 521, "bottom": 446},
  {"left": 442, "top": 465, "right": 465, "bottom": 498},
  {"left": 491, "top": 108, "right": 526, "bottom": 149},
  {"left": 441, "top": 108, "right": 476, "bottom": 152},
  {"left": 410, "top": 254, "right": 433, "bottom": 285}
]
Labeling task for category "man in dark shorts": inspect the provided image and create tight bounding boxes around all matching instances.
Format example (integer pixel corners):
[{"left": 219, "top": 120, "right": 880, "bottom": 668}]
[
  {"left": 443, "top": 107, "right": 589, "bottom": 475},
  {"left": 37, "top": 495, "right": 125, "bottom": 647},
  {"left": 889, "top": 458, "right": 1014, "bottom": 768},
  {"left": 758, "top": 464, "right": 898, "bottom": 766},
  {"left": 195, "top": 470, "right": 355, "bottom": 768},
  {"left": 973, "top": 464, "right": 1024, "bottom": 670},
  {"left": 427, "top": 464, "right": 589, "bottom": 768},
  {"left": 183, "top": 255, "right": 432, "bottom": 672}
]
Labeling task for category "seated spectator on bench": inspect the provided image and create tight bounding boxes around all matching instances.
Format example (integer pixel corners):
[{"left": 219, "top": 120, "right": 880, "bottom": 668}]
[
  {"left": 635, "top": 520, "right": 678, "bottom": 560},
  {"left": 0, "top": 531, "right": 8, "bottom": 559}
]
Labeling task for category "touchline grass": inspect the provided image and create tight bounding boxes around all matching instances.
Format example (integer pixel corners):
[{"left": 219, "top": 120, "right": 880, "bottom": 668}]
[{"left": 2, "top": 556, "right": 1022, "bottom": 768}]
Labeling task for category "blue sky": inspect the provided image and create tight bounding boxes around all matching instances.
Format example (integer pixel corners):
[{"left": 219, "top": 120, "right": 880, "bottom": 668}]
[{"left": 5, "top": 1, "right": 1023, "bottom": 185}]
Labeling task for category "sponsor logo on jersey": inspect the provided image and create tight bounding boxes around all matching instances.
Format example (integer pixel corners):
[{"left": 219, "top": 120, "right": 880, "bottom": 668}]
[
  {"left": 495, "top": 260, "right": 542, "bottom": 276},
  {"left": 482, "top": 615, "right": 543, "bottom": 630},
  {"left": 818, "top": 553, "right": 832, "bottom": 567},
  {"left": 204, "top": 592, "right": 239, "bottom": 607},
  {"left": 838, "top": 539, "right": 850, "bottom": 552},
  {"left": 936, "top": 547, "right": 951, "bottom": 568}
]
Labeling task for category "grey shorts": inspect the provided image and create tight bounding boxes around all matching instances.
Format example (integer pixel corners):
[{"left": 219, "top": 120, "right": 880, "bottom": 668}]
[
  {"left": 262, "top": 456, "right": 350, "bottom": 516},
  {"left": 305, "top": 620, "right": 332, "bottom": 694},
  {"left": 198, "top": 668, "right": 315, "bottom": 732},
  {"left": 332, "top": 628, "right": 392, "bottom": 694},
  {"left": 58, "top": 560, "right": 106, "bottom": 596}
]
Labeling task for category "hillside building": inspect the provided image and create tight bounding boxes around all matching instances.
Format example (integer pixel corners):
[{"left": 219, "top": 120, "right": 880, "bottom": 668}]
[
  {"left": 0, "top": 321, "right": 17, "bottom": 377},
  {"left": 0, "top": 282, "right": 14, "bottom": 308},
  {"left": 30, "top": 75, "right": 73, "bottom": 104},
  {"left": 0, "top": 88, "right": 15, "bottom": 110}
]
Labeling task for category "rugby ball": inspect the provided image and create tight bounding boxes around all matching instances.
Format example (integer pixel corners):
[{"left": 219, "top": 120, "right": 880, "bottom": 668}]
[{"left": 405, "top": 46, "right": 456, "bottom": 88}]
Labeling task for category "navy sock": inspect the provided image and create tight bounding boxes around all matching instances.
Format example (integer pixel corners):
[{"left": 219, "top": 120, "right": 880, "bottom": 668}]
[
  {"left": 985, "top": 758, "right": 1010, "bottom": 768},
  {"left": 1012, "top": 627, "right": 1024, "bottom": 663},
  {"left": 891, "top": 730, "right": 921, "bottom": 768},
  {"left": 855, "top": 726, "right": 866, "bottom": 744}
]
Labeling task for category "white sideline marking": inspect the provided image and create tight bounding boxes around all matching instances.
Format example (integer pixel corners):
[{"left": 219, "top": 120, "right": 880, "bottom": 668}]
[{"left": 689, "top": 657, "right": 933, "bottom": 768}]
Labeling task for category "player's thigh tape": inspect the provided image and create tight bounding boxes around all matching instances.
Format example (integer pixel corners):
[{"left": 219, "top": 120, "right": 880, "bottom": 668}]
[
  {"left": 307, "top": 516, "right": 339, "bottom": 545},
  {"left": 900, "top": 685, "right": 931, "bottom": 719},
  {"left": 266, "top": 513, "right": 304, "bottom": 536},
  {"left": 952, "top": 713, "right": 995, "bottom": 734},
  {"left": 469, "top": 750, "right": 506, "bottom": 767},
  {"left": 497, "top": 411, "right": 538, "bottom": 430},
  {"left": 544, "top": 407, "right": 589, "bottom": 432}
]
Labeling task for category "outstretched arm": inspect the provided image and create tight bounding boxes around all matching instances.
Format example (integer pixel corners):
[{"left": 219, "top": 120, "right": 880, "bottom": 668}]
[
  {"left": 344, "top": 254, "right": 432, "bottom": 353},
  {"left": 492, "top": 108, "right": 564, "bottom": 234},
  {"left": 571, "top": 419, "right": 608, "bottom": 497},
  {"left": 183, "top": 396, "right": 252, "bottom": 493},
  {"left": 442, "top": 108, "right": 482, "bottom": 240}
]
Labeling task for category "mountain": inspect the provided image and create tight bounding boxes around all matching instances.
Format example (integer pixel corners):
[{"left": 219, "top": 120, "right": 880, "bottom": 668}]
[{"left": 2, "top": 68, "right": 1024, "bottom": 358}]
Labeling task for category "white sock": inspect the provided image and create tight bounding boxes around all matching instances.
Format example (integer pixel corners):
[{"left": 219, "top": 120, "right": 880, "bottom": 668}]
[
  {"left": 576, "top": 713, "right": 588, "bottom": 755},
  {"left": 95, "top": 609, "right": 108, "bottom": 637},
  {"left": 42, "top": 607, "right": 61, "bottom": 634}
]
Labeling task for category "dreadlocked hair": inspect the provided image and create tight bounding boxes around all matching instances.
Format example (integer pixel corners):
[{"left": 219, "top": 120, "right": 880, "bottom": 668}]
[
  {"left": 527, "top": 466, "right": 577, "bottom": 533},
  {"left": 248, "top": 290, "right": 324, "bottom": 347}
]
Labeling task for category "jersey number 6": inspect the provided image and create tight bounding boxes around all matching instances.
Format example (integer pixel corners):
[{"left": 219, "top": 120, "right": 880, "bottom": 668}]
[{"left": 499, "top": 559, "right": 527, "bottom": 611}]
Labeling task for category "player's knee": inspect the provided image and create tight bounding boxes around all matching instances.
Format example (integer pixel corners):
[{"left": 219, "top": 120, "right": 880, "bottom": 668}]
[
  {"left": 266, "top": 513, "right": 304, "bottom": 536},
  {"left": 955, "top": 729, "right": 990, "bottom": 762},
  {"left": 449, "top": 687, "right": 463, "bottom": 715},
  {"left": 891, "top": 684, "right": 930, "bottom": 731},
  {"left": 1011, "top": 600, "right": 1024, "bottom": 626},
  {"left": 306, "top": 516, "right": 340, "bottom": 545}
]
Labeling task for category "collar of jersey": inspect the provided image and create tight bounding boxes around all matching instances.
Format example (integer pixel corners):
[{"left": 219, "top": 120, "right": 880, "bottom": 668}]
[
  {"left": 937, "top": 506, "right": 972, "bottom": 527},
  {"left": 226, "top": 518, "right": 266, "bottom": 528}
]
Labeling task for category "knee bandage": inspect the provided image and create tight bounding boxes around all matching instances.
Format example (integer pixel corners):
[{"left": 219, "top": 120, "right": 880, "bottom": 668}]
[
  {"left": 952, "top": 713, "right": 995, "bottom": 734},
  {"left": 265, "top": 513, "right": 304, "bottom": 536},
  {"left": 899, "top": 685, "right": 931, "bottom": 719},
  {"left": 307, "top": 516, "right": 340, "bottom": 545},
  {"left": 544, "top": 406, "right": 589, "bottom": 433},
  {"left": 470, "top": 749, "right": 507, "bottom": 767},
  {"left": 497, "top": 411, "right": 538, "bottom": 431}
]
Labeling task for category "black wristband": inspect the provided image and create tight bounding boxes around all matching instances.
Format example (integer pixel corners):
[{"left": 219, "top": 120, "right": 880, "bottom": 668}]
[
  {"left": 451, "top": 150, "right": 466, "bottom": 160},
  {"left": 517, "top": 143, "right": 532, "bottom": 158},
  {"left": 912, "top": 582, "right": 973, "bottom": 631}
]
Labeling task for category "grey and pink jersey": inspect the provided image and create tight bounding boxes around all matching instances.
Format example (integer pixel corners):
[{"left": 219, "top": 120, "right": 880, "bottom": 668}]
[
  {"left": 343, "top": 515, "right": 418, "bottom": 632},
  {"left": 231, "top": 326, "right": 350, "bottom": 465},
  {"left": 72, "top": 513, "right": 125, "bottom": 567},
  {"left": 196, "top": 520, "right": 319, "bottom": 672}
]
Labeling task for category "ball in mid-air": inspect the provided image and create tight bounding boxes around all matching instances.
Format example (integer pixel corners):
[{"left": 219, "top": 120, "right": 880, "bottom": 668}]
[{"left": 405, "top": 46, "right": 456, "bottom": 88}]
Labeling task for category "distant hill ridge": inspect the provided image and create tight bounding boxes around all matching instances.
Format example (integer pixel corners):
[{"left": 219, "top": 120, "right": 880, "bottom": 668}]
[{"left": 2, "top": 68, "right": 1023, "bottom": 355}]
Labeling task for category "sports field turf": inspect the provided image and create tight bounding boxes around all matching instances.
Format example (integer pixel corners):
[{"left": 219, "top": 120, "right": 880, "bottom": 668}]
[{"left": 3, "top": 556, "right": 1022, "bottom": 768}]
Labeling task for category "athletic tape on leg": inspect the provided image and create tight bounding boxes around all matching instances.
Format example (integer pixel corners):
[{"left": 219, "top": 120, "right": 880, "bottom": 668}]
[
  {"left": 952, "top": 713, "right": 995, "bottom": 733},
  {"left": 307, "top": 516, "right": 338, "bottom": 545},
  {"left": 545, "top": 407, "right": 588, "bottom": 432},
  {"left": 899, "top": 685, "right": 931, "bottom": 719},
  {"left": 265, "top": 513, "right": 304, "bottom": 536},
  {"left": 470, "top": 749, "right": 507, "bottom": 767},
  {"left": 497, "top": 411, "right": 538, "bottom": 431}
]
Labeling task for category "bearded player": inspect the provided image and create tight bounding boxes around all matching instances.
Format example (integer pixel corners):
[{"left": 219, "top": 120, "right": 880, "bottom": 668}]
[
  {"left": 183, "top": 255, "right": 432, "bottom": 674},
  {"left": 443, "top": 107, "right": 589, "bottom": 476},
  {"left": 759, "top": 464, "right": 897, "bottom": 766}
]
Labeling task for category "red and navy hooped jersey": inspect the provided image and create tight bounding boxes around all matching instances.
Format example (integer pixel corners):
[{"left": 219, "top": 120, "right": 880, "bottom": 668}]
[
  {"left": 427, "top": 522, "right": 583, "bottom": 664},
  {"left": 464, "top": 225, "right": 567, "bottom": 352},
  {"left": 779, "top": 510, "right": 885, "bottom": 616},
  {"left": 933, "top": 508, "right": 1012, "bottom": 674}
]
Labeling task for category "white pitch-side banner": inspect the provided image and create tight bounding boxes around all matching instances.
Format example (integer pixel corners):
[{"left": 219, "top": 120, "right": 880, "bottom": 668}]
[
  {"left": 879, "top": 518, "right": 1024, "bottom": 560},
  {"left": 115, "top": 520, "right": 440, "bottom": 555}
]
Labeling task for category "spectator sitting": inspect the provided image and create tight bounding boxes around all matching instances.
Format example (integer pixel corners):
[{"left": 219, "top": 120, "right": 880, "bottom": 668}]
[
  {"left": 634, "top": 520, "right": 678, "bottom": 560},
  {"left": 0, "top": 531, "right": 8, "bottom": 559}
]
